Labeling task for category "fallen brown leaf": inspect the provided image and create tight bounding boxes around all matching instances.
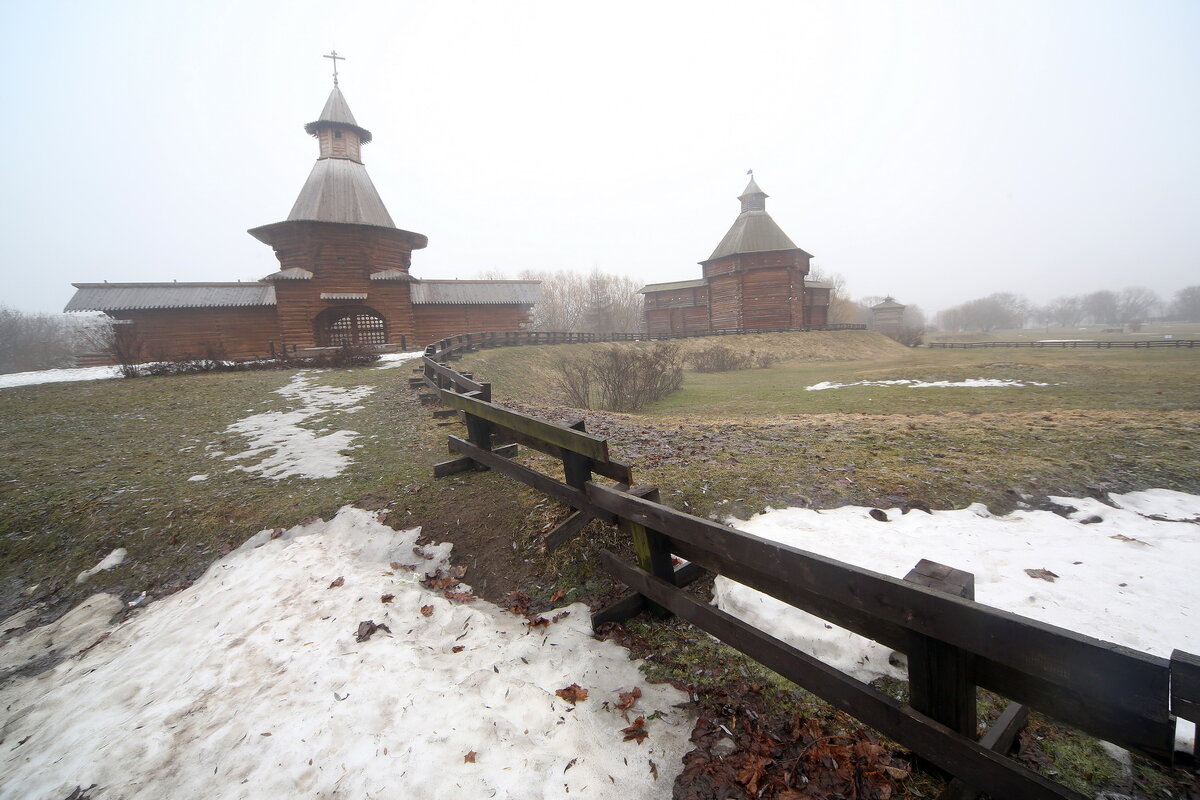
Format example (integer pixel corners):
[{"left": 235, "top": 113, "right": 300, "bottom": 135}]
[
  {"left": 464, "top": 750, "right": 476, "bottom": 763},
  {"left": 549, "top": 589, "right": 567, "bottom": 603},
  {"left": 1024, "top": 568, "right": 1059, "bottom": 582},
  {"left": 616, "top": 686, "right": 642, "bottom": 711},
  {"left": 381, "top": 594, "right": 395, "bottom": 604},
  {"left": 556, "top": 683, "right": 589, "bottom": 704},
  {"left": 328, "top": 576, "right": 345, "bottom": 589},
  {"left": 444, "top": 590, "right": 476, "bottom": 603},
  {"left": 420, "top": 605, "right": 434, "bottom": 617},
  {"left": 355, "top": 620, "right": 391, "bottom": 642},
  {"left": 621, "top": 716, "right": 649, "bottom": 744}
]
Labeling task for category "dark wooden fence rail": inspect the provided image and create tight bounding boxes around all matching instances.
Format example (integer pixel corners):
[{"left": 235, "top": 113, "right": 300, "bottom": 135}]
[
  {"left": 930, "top": 340, "right": 1199, "bottom": 349},
  {"left": 411, "top": 328, "right": 1199, "bottom": 799}
]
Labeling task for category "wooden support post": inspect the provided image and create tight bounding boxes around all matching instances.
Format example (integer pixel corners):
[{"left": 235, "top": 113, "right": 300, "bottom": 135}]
[
  {"left": 905, "top": 559, "right": 978, "bottom": 750},
  {"left": 433, "top": 443, "right": 518, "bottom": 478},
  {"left": 1170, "top": 649, "right": 1200, "bottom": 763},
  {"left": 561, "top": 420, "right": 592, "bottom": 491},
  {"left": 619, "top": 486, "right": 674, "bottom": 618},
  {"left": 464, "top": 412, "right": 493, "bottom": 460}
]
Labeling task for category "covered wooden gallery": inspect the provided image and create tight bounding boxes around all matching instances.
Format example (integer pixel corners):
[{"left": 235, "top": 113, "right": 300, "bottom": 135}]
[
  {"left": 66, "top": 84, "right": 540, "bottom": 361},
  {"left": 639, "top": 178, "right": 831, "bottom": 335}
]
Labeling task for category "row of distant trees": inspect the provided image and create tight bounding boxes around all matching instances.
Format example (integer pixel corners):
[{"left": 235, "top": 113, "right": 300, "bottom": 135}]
[
  {"left": 0, "top": 308, "right": 102, "bottom": 375},
  {"left": 934, "top": 286, "right": 1200, "bottom": 332}
]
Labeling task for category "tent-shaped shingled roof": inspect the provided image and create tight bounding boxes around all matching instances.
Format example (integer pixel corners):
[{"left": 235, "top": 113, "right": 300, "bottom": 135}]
[{"left": 706, "top": 177, "right": 812, "bottom": 262}]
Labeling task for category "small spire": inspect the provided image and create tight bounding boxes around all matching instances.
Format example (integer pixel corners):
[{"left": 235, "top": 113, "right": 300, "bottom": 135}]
[
  {"left": 738, "top": 174, "right": 767, "bottom": 212},
  {"left": 323, "top": 50, "right": 345, "bottom": 86}
]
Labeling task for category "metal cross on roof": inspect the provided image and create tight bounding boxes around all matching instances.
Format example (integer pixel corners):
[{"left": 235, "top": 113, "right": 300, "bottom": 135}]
[{"left": 324, "top": 50, "right": 345, "bottom": 86}]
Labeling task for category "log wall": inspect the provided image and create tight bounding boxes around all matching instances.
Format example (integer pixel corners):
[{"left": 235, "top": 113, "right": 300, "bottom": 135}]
[
  {"left": 112, "top": 307, "right": 282, "bottom": 361},
  {"left": 413, "top": 305, "right": 534, "bottom": 345}
]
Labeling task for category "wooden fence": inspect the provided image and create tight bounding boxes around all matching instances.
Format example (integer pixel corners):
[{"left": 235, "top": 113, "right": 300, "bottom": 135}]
[
  {"left": 410, "top": 328, "right": 1199, "bottom": 799},
  {"left": 930, "top": 340, "right": 1199, "bottom": 349}
]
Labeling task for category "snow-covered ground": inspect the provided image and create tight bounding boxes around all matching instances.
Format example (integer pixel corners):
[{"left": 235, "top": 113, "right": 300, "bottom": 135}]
[
  {"left": 0, "top": 364, "right": 126, "bottom": 389},
  {"left": 0, "top": 508, "right": 692, "bottom": 800},
  {"left": 714, "top": 489, "right": 1200, "bottom": 750},
  {"left": 805, "top": 377, "right": 1051, "bottom": 390},
  {"left": 219, "top": 372, "right": 375, "bottom": 479}
]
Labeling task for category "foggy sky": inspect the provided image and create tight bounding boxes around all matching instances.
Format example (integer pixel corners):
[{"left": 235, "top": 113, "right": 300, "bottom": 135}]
[{"left": 2, "top": 1, "right": 1197, "bottom": 316}]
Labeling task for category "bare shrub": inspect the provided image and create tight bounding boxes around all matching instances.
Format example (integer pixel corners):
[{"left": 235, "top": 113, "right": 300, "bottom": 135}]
[
  {"left": 552, "top": 356, "right": 594, "bottom": 409},
  {"left": 551, "top": 343, "right": 683, "bottom": 411},
  {"left": 688, "top": 344, "right": 749, "bottom": 373},
  {"left": 886, "top": 325, "right": 924, "bottom": 347},
  {"left": 753, "top": 350, "right": 779, "bottom": 368}
]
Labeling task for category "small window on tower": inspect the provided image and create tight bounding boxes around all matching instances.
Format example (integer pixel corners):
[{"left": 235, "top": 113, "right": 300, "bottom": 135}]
[{"left": 334, "top": 130, "right": 343, "bottom": 139}]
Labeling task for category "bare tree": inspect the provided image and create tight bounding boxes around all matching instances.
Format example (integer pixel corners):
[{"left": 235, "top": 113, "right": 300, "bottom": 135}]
[
  {"left": 516, "top": 268, "right": 642, "bottom": 333},
  {"left": 0, "top": 307, "right": 81, "bottom": 374},
  {"left": 1171, "top": 286, "right": 1200, "bottom": 322},
  {"left": 1117, "top": 286, "right": 1160, "bottom": 325}
]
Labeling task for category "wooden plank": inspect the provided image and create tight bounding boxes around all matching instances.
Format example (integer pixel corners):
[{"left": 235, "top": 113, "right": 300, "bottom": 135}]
[
  {"left": 422, "top": 356, "right": 484, "bottom": 393},
  {"left": 1171, "top": 649, "right": 1200, "bottom": 726},
  {"left": 905, "top": 560, "right": 978, "bottom": 741},
  {"left": 600, "top": 552, "right": 1086, "bottom": 800},
  {"left": 584, "top": 482, "right": 1174, "bottom": 757},
  {"left": 431, "top": 408, "right": 459, "bottom": 419},
  {"left": 591, "top": 561, "right": 708, "bottom": 627},
  {"left": 490, "top": 423, "right": 632, "bottom": 483},
  {"left": 545, "top": 509, "right": 594, "bottom": 552},
  {"left": 941, "top": 703, "right": 1030, "bottom": 800},
  {"left": 433, "top": 443, "right": 518, "bottom": 477},
  {"left": 440, "top": 390, "right": 609, "bottom": 461},
  {"left": 446, "top": 436, "right": 615, "bottom": 523},
  {"left": 562, "top": 419, "right": 593, "bottom": 490}
]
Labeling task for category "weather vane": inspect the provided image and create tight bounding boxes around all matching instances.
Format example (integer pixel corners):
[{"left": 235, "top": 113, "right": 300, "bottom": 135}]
[{"left": 324, "top": 50, "right": 345, "bottom": 86}]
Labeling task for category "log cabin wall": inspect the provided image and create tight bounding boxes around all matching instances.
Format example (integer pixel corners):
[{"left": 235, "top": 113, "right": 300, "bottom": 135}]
[
  {"left": 113, "top": 308, "right": 282, "bottom": 361},
  {"left": 740, "top": 266, "right": 793, "bottom": 329},
  {"left": 708, "top": 272, "right": 742, "bottom": 330},
  {"left": 264, "top": 221, "right": 418, "bottom": 349},
  {"left": 413, "top": 304, "right": 534, "bottom": 344}
]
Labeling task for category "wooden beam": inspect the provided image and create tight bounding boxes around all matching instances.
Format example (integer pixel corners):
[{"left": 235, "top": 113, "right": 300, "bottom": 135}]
[
  {"left": 423, "top": 356, "right": 485, "bottom": 393},
  {"left": 1171, "top": 649, "right": 1200, "bottom": 761},
  {"left": 584, "top": 482, "right": 1174, "bottom": 759},
  {"left": 445, "top": 436, "right": 615, "bottom": 523},
  {"left": 544, "top": 509, "right": 594, "bottom": 552},
  {"left": 432, "top": 443, "right": 518, "bottom": 478},
  {"left": 489, "top": 423, "right": 632, "bottom": 483},
  {"left": 591, "top": 561, "right": 708, "bottom": 627},
  {"left": 440, "top": 390, "right": 609, "bottom": 461},
  {"left": 941, "top": 703, "right": 1030, "bottom": 800},
  {"left": 599, "top": 552, "right": 1086, "bottom": 800}
]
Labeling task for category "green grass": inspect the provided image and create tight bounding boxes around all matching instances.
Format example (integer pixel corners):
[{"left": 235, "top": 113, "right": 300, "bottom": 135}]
[
  {"left": 926, "top": 322, "right": 1200, "bottom": 344},
  {"left": 0, "top": 364, "right": 451, "bottom": 616},
  {"left": 645, "top": 347, "right": 1200, "bottom": 418}
]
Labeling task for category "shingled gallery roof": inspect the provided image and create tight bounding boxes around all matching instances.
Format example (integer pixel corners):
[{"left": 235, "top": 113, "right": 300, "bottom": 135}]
[
  {"left": 65, "top": 283, "right": 276, "bottom": 311},
  {"left": 410, "top": 280, "right": 542, "bottom": 305}
]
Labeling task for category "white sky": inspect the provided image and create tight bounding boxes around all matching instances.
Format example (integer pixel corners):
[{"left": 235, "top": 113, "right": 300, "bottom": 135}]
[{"left": 2, "top": 0, "right": 1197, "bottom": 315}]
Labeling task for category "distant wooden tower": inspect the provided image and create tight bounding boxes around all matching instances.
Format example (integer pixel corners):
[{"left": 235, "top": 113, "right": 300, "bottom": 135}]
[
  {"left": 640, "top": 177, "right": 830, "bottom": 334},
  {"left": 870, "top": 296, "right": 907, "bottom": 334},
  {"left": 66, "top": 67, "right": 539, "bottom": 360}
]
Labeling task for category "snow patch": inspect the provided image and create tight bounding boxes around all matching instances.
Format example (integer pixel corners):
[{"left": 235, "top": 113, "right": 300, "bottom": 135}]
[
  {"left": 714, "top": 492, "right": 1200, "bottom": 752},
  {"left": 0, "top": 365, "right": 124, "bottom": 389},
  {"left": 374, "top": 350, "right": 427, "bottom": 369},
  {"left": 0, "top": 507, "right": 692, "bottom": 799},
  {"left": 805, "top": 378, "right": 1051, "bottom": 391},
  {"left": 0, "top": 594, "right": 122, "bottom": 681},
  {"left": 1108, "top": 488, "right": 1200, "bottom": 522},
  {"left": 221, "top": 372, "right": 374, "bottom": 479},
  {"left": 75, "top": 548, "right": 127, "bottom": 584}
]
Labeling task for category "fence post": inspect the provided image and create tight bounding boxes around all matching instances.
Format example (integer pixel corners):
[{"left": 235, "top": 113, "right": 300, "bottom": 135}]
[
  {"left": 617, "top": 486, "right": 674, "bottom": 617},
  {"left": 904, "top": 558, "right": 978, "bottom": 746}
]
